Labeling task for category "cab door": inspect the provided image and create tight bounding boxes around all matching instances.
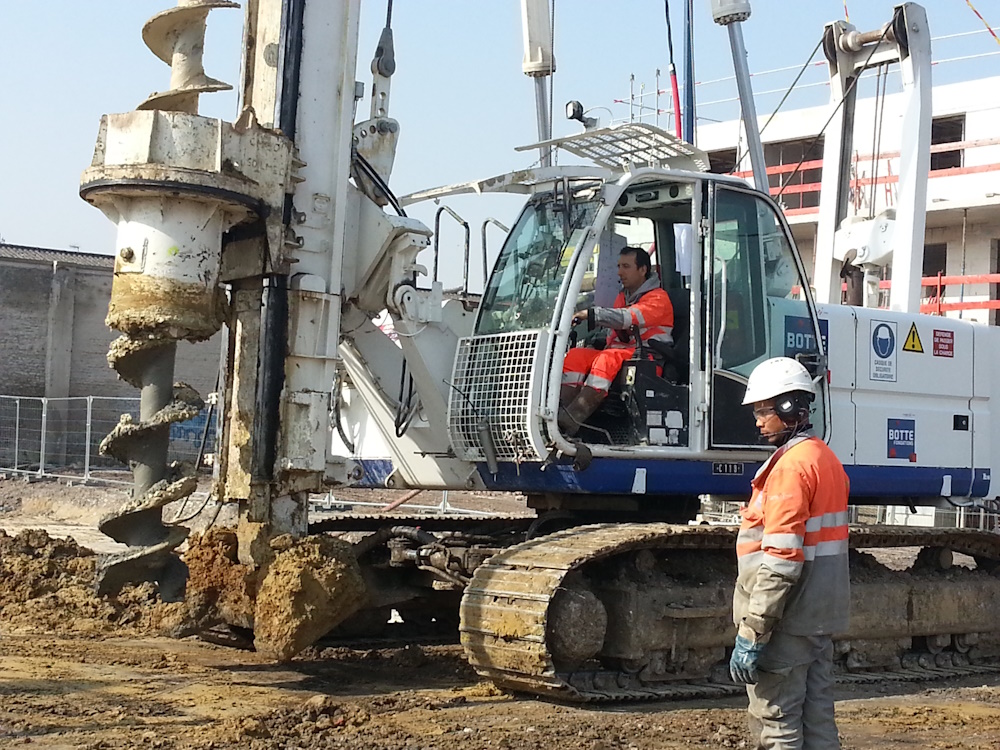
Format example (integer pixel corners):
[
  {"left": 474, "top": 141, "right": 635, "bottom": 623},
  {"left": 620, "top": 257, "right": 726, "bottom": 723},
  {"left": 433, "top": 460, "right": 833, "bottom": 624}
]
[{"left": 708, "top": 184, "right": 828, "bottom": 448}]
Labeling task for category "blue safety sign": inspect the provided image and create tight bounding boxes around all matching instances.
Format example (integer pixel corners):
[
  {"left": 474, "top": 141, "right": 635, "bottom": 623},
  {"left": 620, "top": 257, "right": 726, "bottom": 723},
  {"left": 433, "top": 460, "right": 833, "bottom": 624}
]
[
  {"left": 870, "top": 320, "right": 898, "bottom": 382},
  {"left": 872, "top": 323, "right": 895, "bottom": 358}
]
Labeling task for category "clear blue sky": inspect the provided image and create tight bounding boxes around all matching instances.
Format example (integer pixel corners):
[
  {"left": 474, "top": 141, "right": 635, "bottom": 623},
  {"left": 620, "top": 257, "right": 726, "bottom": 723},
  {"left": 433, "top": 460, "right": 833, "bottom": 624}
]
[{"left": 0, "top": 1, "right": 995, "bottom": 289}]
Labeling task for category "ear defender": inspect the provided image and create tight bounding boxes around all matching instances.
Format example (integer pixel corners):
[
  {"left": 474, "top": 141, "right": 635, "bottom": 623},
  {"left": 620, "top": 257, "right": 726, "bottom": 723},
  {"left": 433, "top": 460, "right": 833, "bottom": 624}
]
[
  {"left": 776, "top": 392, "right": 812, "bottom": 424},
  {"left": 776, "top": 397, "right": 797, "bottom": 417}
]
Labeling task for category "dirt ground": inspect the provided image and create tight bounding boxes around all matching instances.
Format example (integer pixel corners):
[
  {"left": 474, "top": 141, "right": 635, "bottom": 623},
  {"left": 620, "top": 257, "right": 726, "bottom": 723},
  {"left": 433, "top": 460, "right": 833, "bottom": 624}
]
[{"left": 3, "top": 476, "right": 1000, "bottom": 749}]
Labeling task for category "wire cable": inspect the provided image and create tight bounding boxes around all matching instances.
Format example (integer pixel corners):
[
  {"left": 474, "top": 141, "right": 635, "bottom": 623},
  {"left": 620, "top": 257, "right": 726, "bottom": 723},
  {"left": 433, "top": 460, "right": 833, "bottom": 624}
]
[
  {"left": 775, "top": 20, "right": 893, "bottom": 201},
  {"left": 548, "top": 0, "right": 556, "bottom": 165},
  {"left": 394, "top": 359, "right": 418, "bottom": 438},
  {"left": 664, "top": 0, "right": 683, "bottom": 137},
  {"left": 332, "top": 369, "right": 356, "bottom": 454},
  {"left": 869, "top": 64, "right": 889, "bottom": 219},
  {"left": 728, "top": 36, "right": 823, "bottom": 178},
  {"left": 867, "top": 64, "right": 882, "bottom": 217},
  {"left": 354, "top": 151, "right": 407, "bottom": 217},
  {"left": 168, "top": 493, "right": 217, "bottom": 525},
  {"left": 965, "top": 0, "right": 1000, "bottom": 47}
]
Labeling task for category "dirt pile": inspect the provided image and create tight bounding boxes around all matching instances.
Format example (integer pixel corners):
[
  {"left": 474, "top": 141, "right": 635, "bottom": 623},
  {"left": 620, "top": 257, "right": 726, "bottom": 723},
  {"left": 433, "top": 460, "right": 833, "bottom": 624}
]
[
  {"left": 0, "top": 520, "right": 369, "bottom": 660},
  {"left": 0, "top": 479, "right": 23, "bottom": 514},
  {"left": 0, "top": 527, "right": 162, "bottom": 634},
  {"left": 206, "top": 695, "right": 386, "bottom": 749},
  {"left": 0, "top": 476, "right": 126, "bottom": 521},
  {"left": 162, "top": 527, "right": 259, "bottom": 635},
  {"left": 253, "top": 534, "right": 366, "bottom": 660},
  {"left": 155, "top": 530, "right": 369, "bottom": 659}
]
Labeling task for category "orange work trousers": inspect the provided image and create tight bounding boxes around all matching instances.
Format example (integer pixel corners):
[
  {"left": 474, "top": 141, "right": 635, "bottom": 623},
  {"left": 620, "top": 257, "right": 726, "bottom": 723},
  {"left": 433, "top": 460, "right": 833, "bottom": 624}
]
[{"left": 562, "top": 347, "right": 635, "bottom": 394}]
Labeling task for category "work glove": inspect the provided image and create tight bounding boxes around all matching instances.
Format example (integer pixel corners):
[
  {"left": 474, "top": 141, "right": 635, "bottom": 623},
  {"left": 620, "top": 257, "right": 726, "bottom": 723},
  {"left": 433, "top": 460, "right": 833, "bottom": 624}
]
[{"left": 729, "top": 633, "right": 765, "bottom": 685}]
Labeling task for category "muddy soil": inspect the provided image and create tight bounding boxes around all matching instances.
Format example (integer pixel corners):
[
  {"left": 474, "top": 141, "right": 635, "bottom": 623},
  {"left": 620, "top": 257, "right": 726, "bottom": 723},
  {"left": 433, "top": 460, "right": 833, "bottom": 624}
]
[
  {"left": 3, "top": 633, "right": 1000, "bottom": 749},
  {"left": 3, "top": 478, "right": 1000, "bottom": 749}
]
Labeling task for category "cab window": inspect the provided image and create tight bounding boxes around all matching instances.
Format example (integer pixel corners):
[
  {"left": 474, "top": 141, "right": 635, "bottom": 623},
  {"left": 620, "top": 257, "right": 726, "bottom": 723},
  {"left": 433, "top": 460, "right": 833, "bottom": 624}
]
[{"left": 710, "top": 186, "right": 824, "bottom": 447}]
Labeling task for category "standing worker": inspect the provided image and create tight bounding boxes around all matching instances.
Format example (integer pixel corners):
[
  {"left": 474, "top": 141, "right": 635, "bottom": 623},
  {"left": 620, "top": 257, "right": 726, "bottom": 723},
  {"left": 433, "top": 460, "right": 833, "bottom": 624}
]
[{"left": 730, "top": 357, "right": 850, "bottom": 749}]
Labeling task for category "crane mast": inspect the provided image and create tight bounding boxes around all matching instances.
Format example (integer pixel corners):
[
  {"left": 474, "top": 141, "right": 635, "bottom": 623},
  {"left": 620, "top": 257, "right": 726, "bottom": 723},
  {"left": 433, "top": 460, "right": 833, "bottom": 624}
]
[
  {"left": 811, "top": 4, "right": 932, "bottom": 312},
  {"left": 521, "top": 0, "right": 556, "bottom": 166},
  {"left": 710, "top": 0, "right": 768, "bottom": 192}
]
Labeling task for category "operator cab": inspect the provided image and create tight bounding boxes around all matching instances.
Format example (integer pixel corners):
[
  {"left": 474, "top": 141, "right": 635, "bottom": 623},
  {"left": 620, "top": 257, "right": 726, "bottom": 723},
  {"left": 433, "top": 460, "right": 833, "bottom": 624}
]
[
  {"left": 471, "top": 168, "right": 828, "bottom": 457},
  {"left": 571, "top": 179, "right": 696, "bottom": 447}
]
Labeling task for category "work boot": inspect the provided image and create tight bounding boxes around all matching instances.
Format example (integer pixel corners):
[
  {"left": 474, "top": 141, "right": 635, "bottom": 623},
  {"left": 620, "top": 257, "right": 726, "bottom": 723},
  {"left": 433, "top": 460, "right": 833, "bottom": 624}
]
[
  {"left": 557, "top": 387, "right": 606, "bottom": 437},
  {"left": 559, "top": 384, "right": 580, "bottom": 407}
]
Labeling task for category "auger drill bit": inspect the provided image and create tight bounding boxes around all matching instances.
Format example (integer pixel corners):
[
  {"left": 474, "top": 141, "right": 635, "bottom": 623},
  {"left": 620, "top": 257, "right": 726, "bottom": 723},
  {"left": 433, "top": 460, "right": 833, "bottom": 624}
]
[
  {"left": 139, "top": 0, "right": 240, "bottom": 114},
  {"left": 81, "top": 0, "right": 293, "bottom": 599},
  {"left": 97, "top": 355, "right": 204, "bottom": 601},
  {"left": 81, "top": 0, "right": 242, "bottom": 601}
]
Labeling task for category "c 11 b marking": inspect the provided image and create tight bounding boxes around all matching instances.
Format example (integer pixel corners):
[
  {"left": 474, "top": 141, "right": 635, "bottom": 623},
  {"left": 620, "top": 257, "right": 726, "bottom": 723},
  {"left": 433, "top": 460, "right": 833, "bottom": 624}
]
[{"left": 712, "top": 462, "right": 745, "bottom": 476}]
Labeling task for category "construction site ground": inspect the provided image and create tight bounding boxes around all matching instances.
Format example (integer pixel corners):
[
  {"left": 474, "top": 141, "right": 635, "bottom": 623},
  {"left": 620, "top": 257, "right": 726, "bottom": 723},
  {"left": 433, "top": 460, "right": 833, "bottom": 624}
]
[{"left": 2, "top": 476, "right": 1000, "bottom": 749}]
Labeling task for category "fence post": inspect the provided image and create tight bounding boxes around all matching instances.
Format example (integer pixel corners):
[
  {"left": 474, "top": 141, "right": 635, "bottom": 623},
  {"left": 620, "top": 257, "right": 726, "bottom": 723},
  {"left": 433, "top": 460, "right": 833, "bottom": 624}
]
[
  {"left": 38, "top": 397, "right": 47, "bottom": 477},
  {"left": 14, "top": 398, "right": 20, "bottom": 472},
  {"left": 84, "top": 396, "right": 93, "bottom": 482}
]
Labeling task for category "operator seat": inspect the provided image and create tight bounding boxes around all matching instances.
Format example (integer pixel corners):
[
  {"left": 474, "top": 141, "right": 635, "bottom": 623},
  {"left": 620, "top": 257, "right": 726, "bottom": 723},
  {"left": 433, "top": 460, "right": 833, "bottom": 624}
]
[{"left": 646, "top": 286, "right": 690, "bottom": 384}]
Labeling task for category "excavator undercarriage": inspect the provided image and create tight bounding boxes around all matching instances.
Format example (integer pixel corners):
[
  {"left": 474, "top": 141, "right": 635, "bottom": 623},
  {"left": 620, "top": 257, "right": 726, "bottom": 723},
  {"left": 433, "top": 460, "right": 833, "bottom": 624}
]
[
  {"left": 195, "top": 513, "right": 1000, "bottom": 703},
  {"left": 458, "top": 523, "right": 1000, "bottom": 701}
]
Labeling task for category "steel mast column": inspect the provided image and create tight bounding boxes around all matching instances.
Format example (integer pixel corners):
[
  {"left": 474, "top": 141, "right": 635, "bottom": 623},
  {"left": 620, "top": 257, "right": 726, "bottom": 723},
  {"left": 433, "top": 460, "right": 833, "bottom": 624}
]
[
  {"left": 711, "top": 0, "right": 767, "bottom": 192},
  {"left": 521, "top": 0, "right": 556, "bottom": 166},
  {"left": 726, "top": 24, "right": 767, "bottom": 192}
]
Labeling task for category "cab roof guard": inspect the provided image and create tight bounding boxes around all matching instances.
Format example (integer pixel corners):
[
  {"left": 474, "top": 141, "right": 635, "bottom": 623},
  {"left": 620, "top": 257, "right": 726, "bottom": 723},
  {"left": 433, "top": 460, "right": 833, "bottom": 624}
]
[{"left": 400, "top": 123, "right": 710, "bottom": 207}]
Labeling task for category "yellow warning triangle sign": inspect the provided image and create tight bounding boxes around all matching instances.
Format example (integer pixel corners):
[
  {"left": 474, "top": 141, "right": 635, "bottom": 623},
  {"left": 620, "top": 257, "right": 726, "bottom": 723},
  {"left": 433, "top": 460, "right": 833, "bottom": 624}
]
[{"left": 903, "top": 323, "right": 924, "bottom": 353}]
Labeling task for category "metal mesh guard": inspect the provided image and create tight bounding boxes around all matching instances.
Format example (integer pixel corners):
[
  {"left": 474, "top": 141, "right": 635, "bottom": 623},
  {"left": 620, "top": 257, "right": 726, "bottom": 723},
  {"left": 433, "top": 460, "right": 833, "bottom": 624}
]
[
  {"left": 448, "top": 331, "right": 545, "bottom": 463},
  {"left": 551, "top": 123, "right": 711, "bottom": 172}
]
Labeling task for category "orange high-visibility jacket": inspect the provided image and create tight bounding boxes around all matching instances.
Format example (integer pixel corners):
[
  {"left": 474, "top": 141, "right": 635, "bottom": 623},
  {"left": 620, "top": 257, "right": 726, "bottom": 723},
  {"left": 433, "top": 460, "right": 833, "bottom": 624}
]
[
  {"left": 593, "top": 277, "right": 674, "bottom": 349},
  {"left": 733, "top": 434, "right": 850, "bottom": 638}
]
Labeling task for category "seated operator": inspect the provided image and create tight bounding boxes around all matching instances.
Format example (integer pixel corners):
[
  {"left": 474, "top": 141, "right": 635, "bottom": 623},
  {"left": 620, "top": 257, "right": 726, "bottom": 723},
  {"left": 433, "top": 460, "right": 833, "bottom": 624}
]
[{"left": 558, "top": 246, "right": 674, "bottom": 436}]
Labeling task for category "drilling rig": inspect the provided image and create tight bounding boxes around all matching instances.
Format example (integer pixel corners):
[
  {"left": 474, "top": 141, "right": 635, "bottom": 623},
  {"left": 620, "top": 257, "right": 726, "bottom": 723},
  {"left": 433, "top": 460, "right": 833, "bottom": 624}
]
[{"left": 79, "top": 1, "right": 1000, "bottom": 701}]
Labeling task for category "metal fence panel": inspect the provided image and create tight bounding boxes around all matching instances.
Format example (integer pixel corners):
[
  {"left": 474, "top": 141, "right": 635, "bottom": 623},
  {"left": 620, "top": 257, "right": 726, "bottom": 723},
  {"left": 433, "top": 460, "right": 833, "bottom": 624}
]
[
  {"left": 0, "top": 396, "right": 42, "bottom": 473},
  {"left": 0, "top": 394, "right": 215, "bottom": 484}
]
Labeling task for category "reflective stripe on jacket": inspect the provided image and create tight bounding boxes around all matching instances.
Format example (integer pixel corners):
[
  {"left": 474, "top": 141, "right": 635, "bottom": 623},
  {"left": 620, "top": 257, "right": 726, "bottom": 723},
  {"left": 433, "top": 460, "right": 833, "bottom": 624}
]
[
  {"left": 592, "top": 276, "right": 674, "bottom": 349},
  {"left": 561, "top": 346, "right": 636, "bottom": 393},
  {"left": 733, "top": 433, "right": 850, "bottom": 638}
]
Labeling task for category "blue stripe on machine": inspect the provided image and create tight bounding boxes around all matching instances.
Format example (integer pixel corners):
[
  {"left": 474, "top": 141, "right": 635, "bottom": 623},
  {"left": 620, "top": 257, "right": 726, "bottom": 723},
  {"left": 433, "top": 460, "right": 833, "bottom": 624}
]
[
  {"left": 972, "top": 468, "right": 992, "bottom": 498},
  {"left": 354, "top": 458, "right": 990, "bottom": 500},
  {"left": 477, "top": 460, "right": 986, "bottom": 499},
  {"left": 844, "top": 465, "right": 973, "bottom": 497},
  {"left": 480, "top": 458, "right": 756, "bottom": 495}
]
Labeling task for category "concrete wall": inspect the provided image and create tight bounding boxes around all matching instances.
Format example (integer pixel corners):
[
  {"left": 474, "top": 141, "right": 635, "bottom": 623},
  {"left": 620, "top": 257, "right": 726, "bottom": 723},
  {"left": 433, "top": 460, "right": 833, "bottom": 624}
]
[
  {"left": 0, "top": 254, "right": 222, "bottom": 471},
  {"left": 0, "top": 257, "right": 221, "bottom": 399},
  {"left": 0, "top": 261, "right": 51, "bottom": 397},
  {"left": 924, "top": 222, "right": 1000, "bottom": 327}
]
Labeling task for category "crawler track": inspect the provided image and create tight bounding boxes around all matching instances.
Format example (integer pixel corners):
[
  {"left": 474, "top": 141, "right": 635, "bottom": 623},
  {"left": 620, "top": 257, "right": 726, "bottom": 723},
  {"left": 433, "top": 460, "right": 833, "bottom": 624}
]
[{"left": 459, "top": 523, "right": 1000, "bottom": 702}]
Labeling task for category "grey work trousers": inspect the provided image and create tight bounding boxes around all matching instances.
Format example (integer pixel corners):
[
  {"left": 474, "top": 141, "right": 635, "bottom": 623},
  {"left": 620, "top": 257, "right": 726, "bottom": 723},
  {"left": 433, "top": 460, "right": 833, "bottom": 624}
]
[{"left": 745, "top": 633, "right": 840, "bottom": 750}]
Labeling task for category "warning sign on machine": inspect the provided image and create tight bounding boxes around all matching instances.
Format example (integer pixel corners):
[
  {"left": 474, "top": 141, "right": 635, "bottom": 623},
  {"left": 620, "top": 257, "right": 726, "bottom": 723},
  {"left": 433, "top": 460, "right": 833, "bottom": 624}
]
[
  {"left": 902, "top": 323, "right": 923, "bottom": 354},
  {"left": 933, "top": 329, "right": 954, "bottom": 358}
]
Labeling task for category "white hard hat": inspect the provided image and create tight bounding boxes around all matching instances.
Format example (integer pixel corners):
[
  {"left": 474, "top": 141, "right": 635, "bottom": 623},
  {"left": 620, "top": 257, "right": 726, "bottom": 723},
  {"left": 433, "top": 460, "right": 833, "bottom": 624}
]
[{"left": 742, "top": 357, "right": 816, "bottom": 405}]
